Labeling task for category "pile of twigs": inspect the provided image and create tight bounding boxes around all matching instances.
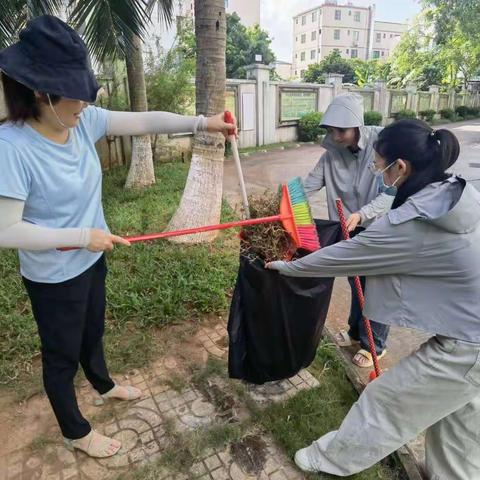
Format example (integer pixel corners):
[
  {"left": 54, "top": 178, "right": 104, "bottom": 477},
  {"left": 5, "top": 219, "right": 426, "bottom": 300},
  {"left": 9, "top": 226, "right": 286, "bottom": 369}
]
[{"left": 240, "top": 190, "right": 294, "bottom": 263}]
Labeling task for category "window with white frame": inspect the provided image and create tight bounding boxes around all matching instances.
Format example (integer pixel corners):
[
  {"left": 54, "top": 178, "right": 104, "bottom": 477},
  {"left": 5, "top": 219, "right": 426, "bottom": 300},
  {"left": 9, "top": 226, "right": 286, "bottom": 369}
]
[
  {"left": 302, "top": 15, "right": 306, "bottom": 25},
  {"left": 351, "top": 49, "right": 358, "bottom": 58},
  {"left": 335, "top": 9, "right": 341, "bottom": 20},
  {"left": 334, "top": 29, "right": 340, "bottom": 40},
  {"left": 311, "top": 31, "right": 316, "bottom": 41},
  {"left": 301, "top": 51, "right": 306, "bottom": 61},
  {"left": 311, "top": 50, "right": 316, "bottom": 60},
  {"left": 354, "top": 11, "right": 360, "bottom": 22},
  {"left": 373, "top": 50, "right": 380, "bottom": 59},
  {"left": 301, "top": 33, "right": 306, "bottom": 43},
  {"left": 312, "top": 11, "right": 317, "bottom": 22},
  {"left": 353, "top": 31, "right": 359, "bottom": 41},
  {"left": 376, "top": 33, "right": 381, "bottom": 42}
]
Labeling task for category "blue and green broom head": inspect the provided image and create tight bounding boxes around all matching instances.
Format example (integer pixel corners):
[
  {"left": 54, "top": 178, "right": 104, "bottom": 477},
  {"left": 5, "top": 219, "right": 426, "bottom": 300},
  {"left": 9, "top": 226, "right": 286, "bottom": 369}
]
[{"left": 279, "top": 177, "right": 320, "bottom": 252}]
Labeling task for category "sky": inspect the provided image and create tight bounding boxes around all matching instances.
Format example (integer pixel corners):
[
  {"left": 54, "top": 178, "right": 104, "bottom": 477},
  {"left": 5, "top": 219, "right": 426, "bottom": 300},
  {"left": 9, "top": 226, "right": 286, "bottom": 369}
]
[{"left": 262, "top": 0, "right": 423, "bottom": 61}]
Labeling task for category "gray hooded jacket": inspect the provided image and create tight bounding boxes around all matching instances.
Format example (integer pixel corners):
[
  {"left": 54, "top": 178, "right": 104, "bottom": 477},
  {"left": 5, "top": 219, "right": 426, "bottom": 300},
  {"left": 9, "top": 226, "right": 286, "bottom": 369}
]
[
  {"left": 304, "top": 93, "right": 384, "bottom": 221},
  {"left": 270, "top": 178, "right": 480, "bottom": 342}
]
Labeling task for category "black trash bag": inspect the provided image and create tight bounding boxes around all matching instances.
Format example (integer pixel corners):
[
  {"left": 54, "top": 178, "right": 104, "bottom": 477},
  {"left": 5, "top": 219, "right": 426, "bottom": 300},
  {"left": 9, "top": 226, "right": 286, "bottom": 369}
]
[{"left": 228, "top": 219, "right": 342, "bottom": 384}]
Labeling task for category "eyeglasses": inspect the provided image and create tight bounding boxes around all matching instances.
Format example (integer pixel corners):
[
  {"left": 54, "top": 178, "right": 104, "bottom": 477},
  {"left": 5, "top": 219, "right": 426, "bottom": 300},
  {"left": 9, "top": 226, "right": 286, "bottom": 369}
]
[{"left": 369, "top": 160, "right": 395, "bottom": 177}]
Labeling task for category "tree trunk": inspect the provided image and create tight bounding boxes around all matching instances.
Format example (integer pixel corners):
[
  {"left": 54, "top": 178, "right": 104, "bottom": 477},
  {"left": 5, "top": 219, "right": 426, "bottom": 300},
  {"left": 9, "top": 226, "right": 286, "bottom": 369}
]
[
  {"left": 124, "top": 34, "right": 155, "bottom": 189},
  {"left": 166, "top": 0, "right": 226, "bottom": 243}
]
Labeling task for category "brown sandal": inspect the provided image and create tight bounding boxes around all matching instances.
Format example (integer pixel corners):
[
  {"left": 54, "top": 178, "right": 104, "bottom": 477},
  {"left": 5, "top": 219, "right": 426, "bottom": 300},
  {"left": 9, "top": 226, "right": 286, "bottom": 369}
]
[{"left": 352, "top": 348, "right": 387, "bottom": 368}]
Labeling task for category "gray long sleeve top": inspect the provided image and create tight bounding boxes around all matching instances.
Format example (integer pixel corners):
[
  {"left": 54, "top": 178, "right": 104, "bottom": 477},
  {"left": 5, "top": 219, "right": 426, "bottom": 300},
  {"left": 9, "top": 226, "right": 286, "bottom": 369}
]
[
  {"left": 268, "top": 178, "right": 480, "bottom": 343},
  {"left": 304, "top": 126, "right": 389, "bottom": 221}
]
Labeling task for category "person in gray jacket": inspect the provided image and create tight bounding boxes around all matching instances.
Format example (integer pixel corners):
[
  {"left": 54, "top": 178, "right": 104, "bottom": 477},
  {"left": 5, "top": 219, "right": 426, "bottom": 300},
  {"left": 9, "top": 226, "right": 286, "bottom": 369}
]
[
  {"left": 304, "top": 93, "right": 392, "bottom": 368},
  {"left": 268, "top": 119, "right": 480, "bottom": 479}
]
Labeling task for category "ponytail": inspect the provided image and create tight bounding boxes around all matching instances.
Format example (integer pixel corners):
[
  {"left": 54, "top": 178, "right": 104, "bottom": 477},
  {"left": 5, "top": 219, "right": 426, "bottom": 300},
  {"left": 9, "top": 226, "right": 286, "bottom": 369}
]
[
  {"left": 374, "top": 119, "right": 460, "bottom": 208},
  {"left": 433, "top": 129, "right": 460, "bottom": 170}
]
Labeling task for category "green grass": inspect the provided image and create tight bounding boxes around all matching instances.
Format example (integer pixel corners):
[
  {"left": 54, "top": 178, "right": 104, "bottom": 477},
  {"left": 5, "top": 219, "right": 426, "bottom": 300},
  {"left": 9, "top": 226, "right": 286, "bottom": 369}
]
[
  {"left": 255, "top": 341, "right": 406, "bottom": 479},
  {"left": 0, "top": 162, "right": 239, "bottom": 395}
]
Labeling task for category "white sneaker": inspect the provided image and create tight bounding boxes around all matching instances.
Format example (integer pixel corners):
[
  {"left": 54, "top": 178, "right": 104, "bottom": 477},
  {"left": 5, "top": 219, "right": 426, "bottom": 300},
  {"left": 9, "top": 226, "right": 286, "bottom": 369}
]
[{"left": 294, "top": 447, "right": 318, "bottom": 473}]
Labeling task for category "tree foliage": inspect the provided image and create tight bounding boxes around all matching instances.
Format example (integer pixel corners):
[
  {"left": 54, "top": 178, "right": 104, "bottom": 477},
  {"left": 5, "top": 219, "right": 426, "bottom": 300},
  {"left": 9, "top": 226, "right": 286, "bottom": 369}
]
[
  {"left": 178, "top": 12, "right": 276, "bottom": 79},
  {"left": 389, "top": 4, "right": 480, "bottom": 90},
  {"left": 304, "top": 49, "right": 355, "bottom": 84}
]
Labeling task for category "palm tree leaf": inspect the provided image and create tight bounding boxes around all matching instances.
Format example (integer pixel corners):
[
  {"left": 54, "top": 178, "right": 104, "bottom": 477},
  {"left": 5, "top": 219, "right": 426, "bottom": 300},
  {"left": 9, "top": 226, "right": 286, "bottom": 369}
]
[
  {"left": 146, "top": 0, "right": 174, "bottom": 28},
  {"left": 68, "top": 0, "right": 173, "bottom": 62},
  {"left": 0, "top": 0, "right": 63, "bottom": 48},
  {"left": 25, "top": 0, "right": 63, "bottom": 17}
]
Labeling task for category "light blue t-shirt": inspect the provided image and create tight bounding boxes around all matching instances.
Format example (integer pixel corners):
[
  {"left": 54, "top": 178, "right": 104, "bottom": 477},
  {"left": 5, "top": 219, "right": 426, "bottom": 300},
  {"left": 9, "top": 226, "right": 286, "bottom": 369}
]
[{"left": 0, "top": 106, "right": 110, "bottom": 283}]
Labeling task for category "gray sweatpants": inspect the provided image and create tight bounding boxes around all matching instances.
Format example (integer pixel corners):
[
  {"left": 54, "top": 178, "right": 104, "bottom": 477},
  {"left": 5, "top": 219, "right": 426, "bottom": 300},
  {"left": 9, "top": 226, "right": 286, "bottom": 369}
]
[{"left": 304, "top": 336, "right": 480, "bottom": 479}]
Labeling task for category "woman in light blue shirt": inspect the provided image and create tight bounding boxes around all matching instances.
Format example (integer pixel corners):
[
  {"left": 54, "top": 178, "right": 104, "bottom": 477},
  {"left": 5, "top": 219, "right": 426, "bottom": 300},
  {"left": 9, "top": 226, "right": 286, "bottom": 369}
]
[{"left": 0, "top": 15, "right": 235, "bottom": 458}]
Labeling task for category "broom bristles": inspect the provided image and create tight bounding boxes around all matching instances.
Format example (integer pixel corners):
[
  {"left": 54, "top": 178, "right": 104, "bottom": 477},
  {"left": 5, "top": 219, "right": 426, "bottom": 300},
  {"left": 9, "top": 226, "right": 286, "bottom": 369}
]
[{"left": 286, "top": 177, "right": 320, "bottom": 251}]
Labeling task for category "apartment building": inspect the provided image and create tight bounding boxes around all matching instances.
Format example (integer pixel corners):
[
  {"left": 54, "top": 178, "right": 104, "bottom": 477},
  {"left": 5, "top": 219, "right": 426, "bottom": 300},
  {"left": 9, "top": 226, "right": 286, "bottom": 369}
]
[
  {"left": 372, "top": 21, "right": 405, "bottom": 60},
  {"left": 292, "top": 1, "right": 406, "bottom": 79}
]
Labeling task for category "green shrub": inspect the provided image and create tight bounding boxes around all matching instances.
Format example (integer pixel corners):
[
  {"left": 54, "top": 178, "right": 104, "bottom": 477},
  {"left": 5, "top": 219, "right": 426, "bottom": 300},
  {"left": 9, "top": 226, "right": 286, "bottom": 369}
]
[
  {"left": 439, "top": 108, "right": 455, "bottom": 120},
  {"left": 419, "top": 109, "right": 436, "bottom": 122},
  {"left": 393, "top": 109, "right": 416, "bottom": 120},
  {"left": 364, "top": 111, "right": 383, "bottom": 126},
  {"left": 467, "top": 106, "right": 480, "bottom": 116},
  {"left": 298, "top": 112, "right": 325, "bottom": 142},
  {"left": 455, "top": 105, "right": 469, "bottom": 118}
]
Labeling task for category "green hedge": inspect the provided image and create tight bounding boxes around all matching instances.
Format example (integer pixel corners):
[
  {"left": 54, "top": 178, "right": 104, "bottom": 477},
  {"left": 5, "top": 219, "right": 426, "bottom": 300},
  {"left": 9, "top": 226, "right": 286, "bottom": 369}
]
[
  {"left": 392, "top": 109, "right": 417, "bottom": 120},
  {"left": 440, "top": 108, "right": 455, "bottom": 120},
  {"left": 419, "top": 109, "right": 436, "bottom": 122},
  {"left": 364, "top": 111, "right": 383, "bottom": 126},
  {"left": 298, "top": 112, "right": 325, "bottom": 142}
]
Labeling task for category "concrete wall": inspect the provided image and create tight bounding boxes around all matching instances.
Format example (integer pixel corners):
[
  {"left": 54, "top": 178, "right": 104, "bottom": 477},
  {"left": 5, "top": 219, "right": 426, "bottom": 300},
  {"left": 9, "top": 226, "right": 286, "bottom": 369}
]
[{"left": 3, "top": 64, "right": 479, "bottom": 169}]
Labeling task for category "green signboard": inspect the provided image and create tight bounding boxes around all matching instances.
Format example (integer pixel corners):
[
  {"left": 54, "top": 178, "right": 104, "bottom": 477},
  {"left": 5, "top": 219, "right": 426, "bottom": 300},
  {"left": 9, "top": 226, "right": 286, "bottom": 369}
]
[
  {"left": 225, "top": 90, "right": 237, "bottom": 118},
  {"left": 439, "top": 94, "right": 449, "bottom": 110},
  {"left": 183, "top": 88, "right": 237, "bottom": 117},
  {"left": 390, "top": 92, "right": 407, "bottom": 114},
  {"left": 280, "top": 90, "right": 317, "bottom": 122},
  {"left": 418, "top": 93, "right": 431, "bottom": 112}
]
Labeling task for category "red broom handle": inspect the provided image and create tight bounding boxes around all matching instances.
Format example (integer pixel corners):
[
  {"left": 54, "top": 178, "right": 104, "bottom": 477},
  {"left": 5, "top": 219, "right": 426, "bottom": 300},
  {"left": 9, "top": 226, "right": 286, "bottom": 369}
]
[
  {"left": 58, "top": 214, "right": 287, "bottom": 250},
  {"left": 336, "top": 199, "right": 381, "bottom": 379},
  {"left": 126, "top": 214, "right": 283, "bottom": 242}
]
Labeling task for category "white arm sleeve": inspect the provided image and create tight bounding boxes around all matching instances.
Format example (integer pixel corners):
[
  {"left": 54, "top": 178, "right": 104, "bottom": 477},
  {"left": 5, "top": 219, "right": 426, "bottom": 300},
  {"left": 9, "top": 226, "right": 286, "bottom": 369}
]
[
  {"left": 106, "top": 110, "right": 209, "bottom": 136},
  {"left": 0, "top": 197, "right": 90, "bottom": 250},
  {"left": 358, "top": 192, "right": 395, "bottom": 225}
]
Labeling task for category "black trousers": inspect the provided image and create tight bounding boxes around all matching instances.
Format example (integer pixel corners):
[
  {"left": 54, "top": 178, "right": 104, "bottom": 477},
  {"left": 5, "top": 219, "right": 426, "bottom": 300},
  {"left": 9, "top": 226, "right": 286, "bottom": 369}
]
[
  {"left": 346, "top": 228, "right": 389, "bottom": 354},
  {"left": 23, "top": 255, "right": 114, "bottom": 439},
  {"left": 347, "top": 275, "right": 389, "bottom": 354}
]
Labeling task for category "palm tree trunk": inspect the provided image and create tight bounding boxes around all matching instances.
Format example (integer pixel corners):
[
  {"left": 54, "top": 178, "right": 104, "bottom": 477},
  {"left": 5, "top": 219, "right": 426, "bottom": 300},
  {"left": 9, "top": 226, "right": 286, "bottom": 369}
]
[
  {"left": 166, "top": 0, "right": 226, "bottom": 243},
  {"left": 124, "top": 34, "right": 155, "bottom": 189}
]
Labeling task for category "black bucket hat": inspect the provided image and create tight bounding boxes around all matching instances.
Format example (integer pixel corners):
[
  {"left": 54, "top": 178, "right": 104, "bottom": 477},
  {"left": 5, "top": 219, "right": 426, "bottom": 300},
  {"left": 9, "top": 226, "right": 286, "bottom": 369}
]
[{"left": 0, "top": 15, "right": 99, "bottom": 103}]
